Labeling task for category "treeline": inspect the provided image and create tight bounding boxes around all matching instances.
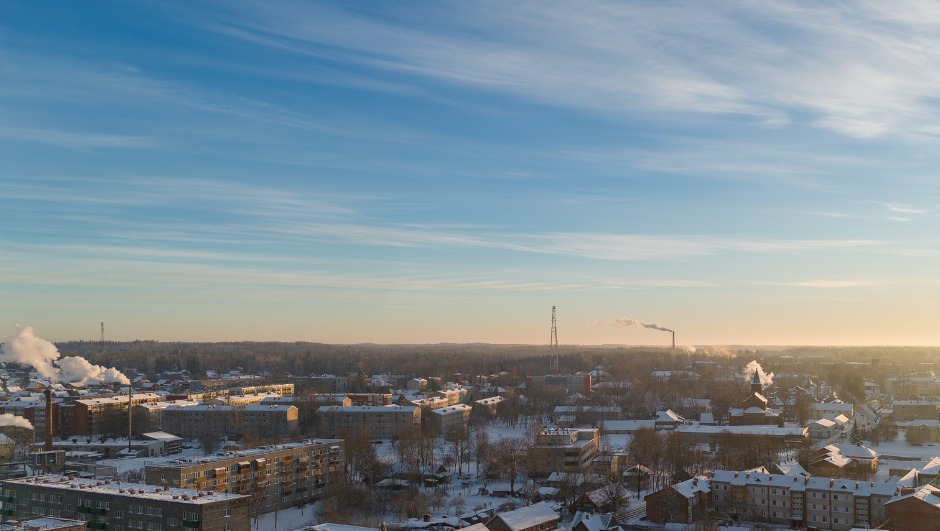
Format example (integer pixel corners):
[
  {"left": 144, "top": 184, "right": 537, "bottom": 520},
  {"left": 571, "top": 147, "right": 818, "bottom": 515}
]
[{"left": 57, "top": 341, "right": 759, "bottom": 382}]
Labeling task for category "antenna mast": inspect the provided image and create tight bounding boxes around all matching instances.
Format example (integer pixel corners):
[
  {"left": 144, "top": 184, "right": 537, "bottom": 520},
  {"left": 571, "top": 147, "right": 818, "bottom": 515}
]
[
  {"left": 100, "top": 322, "right": 105, "bottom": 342},
  {"left": 550, "top": 306, "right": 558, "bottom": 373}
]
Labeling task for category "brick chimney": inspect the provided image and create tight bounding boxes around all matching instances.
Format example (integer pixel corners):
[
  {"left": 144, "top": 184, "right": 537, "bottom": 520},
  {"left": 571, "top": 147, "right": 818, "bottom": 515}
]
[{"left": 44, "top": 387, "right": 53, "bottom": 451}]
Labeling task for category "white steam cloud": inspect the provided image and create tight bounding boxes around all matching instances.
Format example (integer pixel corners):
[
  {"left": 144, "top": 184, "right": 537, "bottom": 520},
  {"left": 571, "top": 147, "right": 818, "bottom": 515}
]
[
  {"left": 614, "top": 317, "right": 674, "bottom": 333},
  {"left": 0, "top": 413, "right": 33, "bottom": 430},
  {"left": 745, "top": 360, "right": 774, "bottom": 388},
  {"left": 1, "top": 325, "right": 130, "bottom": 385}
]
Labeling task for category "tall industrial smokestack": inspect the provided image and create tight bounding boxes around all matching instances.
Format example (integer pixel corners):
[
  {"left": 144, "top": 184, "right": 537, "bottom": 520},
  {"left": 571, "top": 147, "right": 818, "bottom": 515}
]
[
  {"left": 128, "top": 383, "right": 133, "bottom": 454},
  {"left": 671, "top": 331, "right": 675, "bottom": 349},
  {"left": 43, "top": 387, "right": 53, "bottom": 451}
]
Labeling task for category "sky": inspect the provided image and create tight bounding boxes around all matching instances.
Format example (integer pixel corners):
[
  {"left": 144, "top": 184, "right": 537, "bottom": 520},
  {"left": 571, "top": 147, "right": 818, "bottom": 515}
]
[{"left": 3, "top": 1, "right": 940, "bottom": 346}]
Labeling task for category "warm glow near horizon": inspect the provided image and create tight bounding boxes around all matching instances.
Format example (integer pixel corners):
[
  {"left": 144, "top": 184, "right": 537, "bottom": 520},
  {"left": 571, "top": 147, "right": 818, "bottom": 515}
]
[{"left": 4, "top": 2, "right": 940, "bottom": 346}]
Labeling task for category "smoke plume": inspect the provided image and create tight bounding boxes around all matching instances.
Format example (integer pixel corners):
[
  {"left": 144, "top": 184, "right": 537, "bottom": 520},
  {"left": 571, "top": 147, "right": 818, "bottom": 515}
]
[
  {"left": 614, "top": 317, "right": 674, "bottom": 333},
  {"left": 744, "top": 360, "right": 774, "bottom": 388},
  {"left": 1, "top": 325, "right": 130, "bottom": 385},
  {"left": 0, "top": 413, "right": 33, "bottom": 430}
]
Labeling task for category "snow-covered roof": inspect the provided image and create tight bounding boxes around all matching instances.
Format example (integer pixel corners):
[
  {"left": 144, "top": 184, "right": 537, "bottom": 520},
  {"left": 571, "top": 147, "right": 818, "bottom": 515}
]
[
  {"left": 141, "top": 431, "right": 182, "bottom": 441},
  {"left": 656, "top": 409, "right": 683, "bottom": 423},
  {"left": 710, "top": 470, "right": 897, "bottom": 496},
  {"left": 19, "top": 517, "right": 86, "bottom": 531},
  {"left": 5, "top": 474, "right": 247, "bottom": 504},
  {"left": 570, "top": 511, "right": 613, "bottom": 531},
  {"left": 774, "top": 461, "right": 809, "bottom": 476},
  {"left": 601, "top": 420, "right": 655, "bottom": 433},
  {"left": 491, "top": 502, "right": 558, "bottom": 531},
  {"left": 676, "top": 425, "right": 805, "bottom": 437},
  {"left": 886, "top": 484, "right": 940, "bottom": 508},
  {"left": 830, "top": 443, "right": 878, "bottom": 459},
  {"left": 308, "top": 524, "right": 378, "bottom": 531},
  {"left": 318, "top": 405, "right": 418, "bottom": 413},
  {"left": 431, "top": 404, "right": 472, "bottom": 415},
  {"left": 672, "top": 477, "right": 710, "bottom": 499}
]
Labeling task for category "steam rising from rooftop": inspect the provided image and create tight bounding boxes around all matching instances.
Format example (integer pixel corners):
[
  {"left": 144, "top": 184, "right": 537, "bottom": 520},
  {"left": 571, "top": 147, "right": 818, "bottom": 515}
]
[
  {"left": 0, "top": 413, "right": 33, "bottom": 430},
  {"left": 745, "top": 360, "right": 774, "bottom": 388},
  {"left": 1, "top": 325, "right": 130, "bottom": 385}
]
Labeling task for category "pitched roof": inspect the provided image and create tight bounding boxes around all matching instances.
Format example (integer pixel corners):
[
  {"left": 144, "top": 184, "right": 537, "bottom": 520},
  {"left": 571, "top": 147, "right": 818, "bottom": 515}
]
[
  {"left": 491, "top": 502, "right": 559, "bottom": 531},
  {"left": 886, "top": 484, "right": 940, "bottom": 509}
]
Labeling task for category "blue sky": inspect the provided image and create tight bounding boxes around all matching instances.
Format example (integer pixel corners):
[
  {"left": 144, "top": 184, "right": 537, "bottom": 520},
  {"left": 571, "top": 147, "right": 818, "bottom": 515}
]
[{"left": 3, "top": 1, "right": 940, "bottom": 345}]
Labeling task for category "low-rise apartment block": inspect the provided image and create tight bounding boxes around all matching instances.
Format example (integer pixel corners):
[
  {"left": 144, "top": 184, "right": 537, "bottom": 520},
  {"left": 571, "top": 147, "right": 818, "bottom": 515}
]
[
  {"left": 144, "top": 439, "right": 343, "bottom": 515},
  {"left": 708, "top": 470, "right": 894, "bottom": 529},
  {"left": 160, "top": 404, "right": 298, "bottom": 440},
  {"left": 0, "top": 475, "right": 250, "bottom": 531},
  {"left": 428, "top": 404, "right": 471, "bottom": 435},
  {"left": 72, "top": 394, "right": 163, "bottom": 436},
  {"left": 529, "top": 428, "right": 599, "bottom": 475},
  {"left": 316, "top": 405, "right": 420, "bottom": 439},
  {"left": 892, "top": 400, "right": 937, "bottom": 422}
]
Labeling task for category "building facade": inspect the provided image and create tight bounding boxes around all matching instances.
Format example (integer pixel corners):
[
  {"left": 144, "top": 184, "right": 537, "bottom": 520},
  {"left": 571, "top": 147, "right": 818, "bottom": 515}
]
[
  {"left": 316, "top": 405, "right": 420, "bottom": 439},
  {"left": 144, "top": 439, "right": 343, "bottom": 515},
  {"left": 72, "top": 394, "right": 163, "bottom": 436},
  {"left": 529, "top": 428, "right": 599, "bottom": 475},
  {"left": 0, "top": 475, "right": 250, "bottom": 531},
  {"left": 160, "top": 405, "right": 298, "bottom": 440},
  {"left": 709, "top": 470, "right": 894, "bottom": 529}
]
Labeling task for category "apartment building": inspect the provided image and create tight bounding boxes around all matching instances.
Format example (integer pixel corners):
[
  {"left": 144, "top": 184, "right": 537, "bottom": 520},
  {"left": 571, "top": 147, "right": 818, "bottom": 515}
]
[
  {"left": 708, "top": 470, "right": 895, "bottom": 529},
  {"left": 345, "top": 394, "right": 392, "bottom": 407},
  {"left": 885, "top": 376, "right": 940, "bottom": 397},
  {"left": 892, "top": 400, "right": 937, "bottom": 421},
  {"left": 316, "top": 405, "right": 420, "bottom": 439},
  {"left": 289, "top": 376, "right": 348, "bottom": 394},
  {"left": 0, "top": 475, "right": 250, "bottom": 531},
  {"left": 260, "top": 396, "right": 351, "bottom": 408},
  {"left": 144, "top": 439, "right": 343, "bottom": 515},
  {"left": 810, "top": 402, "right": 855, "bottom": 420},
  {"left": 529, "top": 428, "right": 599, "bottom": 475},
  {"left": 160, "top": 405, "right": 298, "bottom": 440},
  {"left": 472, "top": 396, "right": 504, "bottom": 419},
  {"left": 427, "top": 404, "right": 471, "bottom": 435},
  {"left": 436, "top": 388, "right": 469, "bottom": 406},
  {"left": 0, "top": 399, "right": 56, "bottom": 439},
  {"left": 72, "top": 394, "right": 163, "bottom": 436},
  {"left": 228, "top": 384, "right": 293, "bottom": 397}
]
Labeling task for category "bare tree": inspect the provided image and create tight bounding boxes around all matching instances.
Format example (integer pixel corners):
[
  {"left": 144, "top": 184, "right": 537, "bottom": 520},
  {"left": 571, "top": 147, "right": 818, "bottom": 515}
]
[{"left": 491, "top": 437, "right": 528, "bottom": 495}]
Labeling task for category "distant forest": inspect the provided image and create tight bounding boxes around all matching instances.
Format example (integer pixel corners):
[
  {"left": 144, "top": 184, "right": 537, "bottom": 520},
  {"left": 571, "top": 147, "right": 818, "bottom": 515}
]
[{"left": 56, "top": 340, "right": 940, "bottom": 386}]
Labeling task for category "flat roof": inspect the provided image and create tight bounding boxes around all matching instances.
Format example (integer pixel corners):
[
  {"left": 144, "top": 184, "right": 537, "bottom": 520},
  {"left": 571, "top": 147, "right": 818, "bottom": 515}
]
[
  {"left": 4, "top": 475, "right": 248, "bottom": 504},
  {"left": 147, "top": 439, "right": 342, "bottom": 469}
]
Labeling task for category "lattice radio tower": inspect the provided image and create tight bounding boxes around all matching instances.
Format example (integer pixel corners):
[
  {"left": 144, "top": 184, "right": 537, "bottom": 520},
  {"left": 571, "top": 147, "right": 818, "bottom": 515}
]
[
  {"left": 100, "top": 322, "right": 105, "bottom": 342},
  {"left": 550, "top": 306, "right": 559, "bottom": 373}
]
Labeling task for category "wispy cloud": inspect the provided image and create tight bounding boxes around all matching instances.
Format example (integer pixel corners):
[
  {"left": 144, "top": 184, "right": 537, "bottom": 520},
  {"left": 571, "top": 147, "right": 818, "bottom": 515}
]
[
  {"left": 186, "top": 0, "right": 940, "bottom": 140},
  {"left": 758, "top": 279, "right": 883, "bottom": 289},
  {"left": 0, "top": 127, "right": 152, "bottom": 149},
  {"left": 884, "top": 202, "right": 929, "bottom": 215}
]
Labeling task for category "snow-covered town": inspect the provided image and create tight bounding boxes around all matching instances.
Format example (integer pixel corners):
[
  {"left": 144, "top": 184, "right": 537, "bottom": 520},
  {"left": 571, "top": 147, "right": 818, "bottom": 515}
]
[{"left": 0, "top": 328, "right": 940, "bottom": 531}]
